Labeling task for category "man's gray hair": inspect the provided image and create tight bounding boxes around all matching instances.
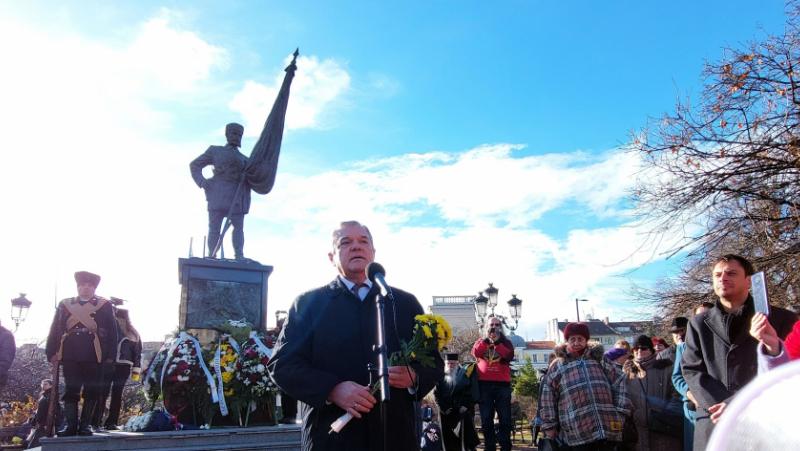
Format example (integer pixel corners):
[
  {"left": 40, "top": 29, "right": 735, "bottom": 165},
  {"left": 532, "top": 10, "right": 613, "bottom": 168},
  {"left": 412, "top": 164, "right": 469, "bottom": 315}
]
[{"left": 331, "top": 220, "right": 373, "bottom": 248}]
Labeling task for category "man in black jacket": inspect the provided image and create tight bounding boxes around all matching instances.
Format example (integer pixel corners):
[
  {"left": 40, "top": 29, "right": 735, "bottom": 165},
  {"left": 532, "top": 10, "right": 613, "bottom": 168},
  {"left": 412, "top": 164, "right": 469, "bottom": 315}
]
[
  {"left": 45, "top": 271, "right": 118, "bottom": 437},
  {"left": 270, "top": 220, "right": 444, "bottom": 451},
  {"left": 682, "top": 254, "right": 797, "bottom": 450}
]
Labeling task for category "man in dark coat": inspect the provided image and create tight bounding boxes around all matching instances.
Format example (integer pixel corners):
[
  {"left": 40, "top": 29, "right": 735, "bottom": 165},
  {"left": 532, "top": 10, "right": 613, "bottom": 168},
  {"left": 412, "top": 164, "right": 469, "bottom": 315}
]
[
  {"left": 45, "top": 271, "right": 117, "bottom": 436},
  {"left": 92, "top": 307, "right": 142, "bottom": 430},
  {"left": 270, "top": 220, "right": 444, "bottom": 451},
  {"left": 682, "top": 254, "right": 797, "bottom": 450},
  {"left": 190, "top": 122, "right": 250, "bottom": 259},
  {"left": 0, "top": 321, "right": 15, "bottom": 389},
  {"left": 435, "top": 353, "right": 480, "bottom": 451}
]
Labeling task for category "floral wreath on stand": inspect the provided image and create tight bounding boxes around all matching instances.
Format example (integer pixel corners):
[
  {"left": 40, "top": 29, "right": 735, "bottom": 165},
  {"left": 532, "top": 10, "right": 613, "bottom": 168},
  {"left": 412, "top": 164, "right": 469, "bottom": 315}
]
[
  {"left": 143, "top": 331, "right": 219, "bottom": 429},
  {"left": 233, "top": 330, "right": 278, "bottom": 426},
  {"left": 208, "top": 319, "right": 255, "bottom": 425}
]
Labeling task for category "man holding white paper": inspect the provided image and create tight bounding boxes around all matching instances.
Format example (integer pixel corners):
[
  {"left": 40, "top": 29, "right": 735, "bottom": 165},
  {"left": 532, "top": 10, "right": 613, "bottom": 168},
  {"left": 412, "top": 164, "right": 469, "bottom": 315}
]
[{"left": 682, "top": 254, "right": 797, "bottom": 450}]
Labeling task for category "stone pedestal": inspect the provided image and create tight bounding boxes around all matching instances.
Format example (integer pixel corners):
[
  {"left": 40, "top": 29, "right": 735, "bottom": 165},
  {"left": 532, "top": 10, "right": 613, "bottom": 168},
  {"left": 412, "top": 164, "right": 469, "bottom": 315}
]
[
  {"left": 40, "top": 424, "right": 301, "bottom": 451},
  {"left": 178, "top": 258, "right": 273, "bottom": 341}
]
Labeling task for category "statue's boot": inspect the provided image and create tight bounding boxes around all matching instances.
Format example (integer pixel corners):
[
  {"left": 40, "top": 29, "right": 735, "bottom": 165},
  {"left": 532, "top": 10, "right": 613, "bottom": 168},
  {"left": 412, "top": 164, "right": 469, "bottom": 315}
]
[
  {"left": 57, "top": 402, "right": 79, "bottom": 437},
  {"left": 78, "top": 400, "right": 96, "bottom": 436}
]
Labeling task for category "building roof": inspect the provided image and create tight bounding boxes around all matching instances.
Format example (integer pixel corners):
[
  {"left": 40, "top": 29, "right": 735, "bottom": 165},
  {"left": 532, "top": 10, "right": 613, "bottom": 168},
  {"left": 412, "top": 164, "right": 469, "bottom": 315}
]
[
  {"left": 507, "top": 332, "right": 526, "bottom": 348},
  {"left": 525, "top": 340, "right": 556, "bottom": 350},
  {"left": 556, "top": 320, "right": 618, "bottom": 336},
  {"left": 556, "top": 319, "right": 653, "bottom": 337}
]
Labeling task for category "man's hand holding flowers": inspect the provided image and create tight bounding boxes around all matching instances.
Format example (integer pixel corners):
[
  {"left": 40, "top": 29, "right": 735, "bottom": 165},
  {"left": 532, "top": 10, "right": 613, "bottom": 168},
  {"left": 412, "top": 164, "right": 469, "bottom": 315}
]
[{"left": 388, "top": 366, "right": 416, "bottom": 389}]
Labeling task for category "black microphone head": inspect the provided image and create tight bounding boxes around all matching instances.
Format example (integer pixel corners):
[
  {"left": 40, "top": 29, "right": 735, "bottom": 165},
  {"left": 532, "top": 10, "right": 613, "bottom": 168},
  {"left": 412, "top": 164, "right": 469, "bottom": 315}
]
[{"left": 366, "top": 262, "right": 386, "bottom": 283}]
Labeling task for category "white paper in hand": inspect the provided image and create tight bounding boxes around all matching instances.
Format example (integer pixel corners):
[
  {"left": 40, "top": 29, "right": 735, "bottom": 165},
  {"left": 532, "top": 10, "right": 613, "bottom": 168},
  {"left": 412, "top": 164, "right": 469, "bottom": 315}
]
[{"left": 751, "top": 271, "right": 770, "bottom": 316}]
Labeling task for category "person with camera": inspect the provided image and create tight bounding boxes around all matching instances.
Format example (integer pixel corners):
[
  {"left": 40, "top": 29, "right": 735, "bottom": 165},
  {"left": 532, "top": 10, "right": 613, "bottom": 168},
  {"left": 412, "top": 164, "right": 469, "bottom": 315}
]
[{"left": 471, "top": 317, "right": 514, "bottom": 451}]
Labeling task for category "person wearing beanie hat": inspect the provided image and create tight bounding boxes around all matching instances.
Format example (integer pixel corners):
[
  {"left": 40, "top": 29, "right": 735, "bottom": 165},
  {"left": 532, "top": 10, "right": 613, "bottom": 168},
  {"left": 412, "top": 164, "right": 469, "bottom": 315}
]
[
  {"left": 45, "top": 270, "right": 118, "bottom": 437},
  {"left": 539, "top": 323, "right": 632, "bottom": 449},
  {"left": 604, "top": 347, "right": 630, "bottom": 365},
  {"left": 624, "top": 334, "right": 682, "bottom": 450},
  {"left": 563, "top": 322, "right": 590, "bottom": 341}
]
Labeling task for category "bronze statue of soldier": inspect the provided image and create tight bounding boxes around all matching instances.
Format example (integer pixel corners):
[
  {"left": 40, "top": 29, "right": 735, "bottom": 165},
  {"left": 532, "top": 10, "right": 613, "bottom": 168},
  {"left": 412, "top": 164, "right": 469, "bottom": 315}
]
[{"left": 190, "top": 123, "right": 251, "bottom": 260}]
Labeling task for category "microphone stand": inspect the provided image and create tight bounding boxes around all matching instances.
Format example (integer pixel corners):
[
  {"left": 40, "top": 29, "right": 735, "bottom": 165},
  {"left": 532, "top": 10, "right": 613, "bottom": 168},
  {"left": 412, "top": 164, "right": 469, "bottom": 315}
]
[{"left": 374, "top": 291, "right": 391, "bottom": 451}]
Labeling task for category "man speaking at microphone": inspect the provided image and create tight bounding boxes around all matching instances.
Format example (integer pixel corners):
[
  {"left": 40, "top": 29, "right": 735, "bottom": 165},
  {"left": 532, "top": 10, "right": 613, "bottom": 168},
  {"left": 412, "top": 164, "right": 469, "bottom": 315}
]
[{"left": 270, "top": 220, "right": 444, "bottom": 451}]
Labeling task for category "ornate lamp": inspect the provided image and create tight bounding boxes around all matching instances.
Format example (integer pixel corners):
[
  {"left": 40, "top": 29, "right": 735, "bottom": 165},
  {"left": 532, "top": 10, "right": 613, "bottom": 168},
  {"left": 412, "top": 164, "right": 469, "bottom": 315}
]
[
  {"left": 10, "top": 293, "right": 32, "bottom": 332},
  {"left": 507, "top": 294, "right": 522, "bottom": 329},
  {"left": 473, "top": 292, "right": 489, "bottom": 326},
  {"left": 484, "top": 283, "right": 498, "bottom": 312}
]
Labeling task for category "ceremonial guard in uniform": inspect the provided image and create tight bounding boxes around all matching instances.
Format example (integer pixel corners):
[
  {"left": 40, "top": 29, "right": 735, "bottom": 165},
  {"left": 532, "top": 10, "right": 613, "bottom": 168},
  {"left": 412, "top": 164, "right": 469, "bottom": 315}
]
[
  {"left": 435, "top": 353, "right": 481, "bottom": 451},
  {"left": 92, "top": 307, "right": 142, "bottom": 430},
  {"left": 46, "top": 271, "right": 118, "bottom": 436}
]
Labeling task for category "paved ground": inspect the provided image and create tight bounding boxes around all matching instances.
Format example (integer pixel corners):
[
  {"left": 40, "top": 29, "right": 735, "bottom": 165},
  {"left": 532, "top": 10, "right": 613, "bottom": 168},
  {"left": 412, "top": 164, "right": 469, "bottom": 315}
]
[{"left": 475, "top": 435, "right": 538, "bottom": 450}]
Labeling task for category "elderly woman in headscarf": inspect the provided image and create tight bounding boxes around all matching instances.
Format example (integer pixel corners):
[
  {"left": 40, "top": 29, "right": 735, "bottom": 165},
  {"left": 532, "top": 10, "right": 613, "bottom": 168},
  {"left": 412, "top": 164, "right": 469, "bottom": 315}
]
[{"left": 624, "top": 335, "right": 682, "bottom": 451}]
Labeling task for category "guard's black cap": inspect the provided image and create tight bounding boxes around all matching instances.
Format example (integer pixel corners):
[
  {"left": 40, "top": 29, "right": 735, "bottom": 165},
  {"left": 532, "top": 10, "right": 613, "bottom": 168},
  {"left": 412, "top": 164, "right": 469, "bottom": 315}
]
[{"left": 74, "top": 271, "right": 101, "bottom": 287}]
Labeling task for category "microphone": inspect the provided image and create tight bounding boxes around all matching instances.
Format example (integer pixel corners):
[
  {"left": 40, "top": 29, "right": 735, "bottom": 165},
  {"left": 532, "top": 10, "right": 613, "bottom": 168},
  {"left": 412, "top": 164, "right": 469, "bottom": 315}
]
[{"left": 367, "top": 262, "right": 394, "bottom": 299}]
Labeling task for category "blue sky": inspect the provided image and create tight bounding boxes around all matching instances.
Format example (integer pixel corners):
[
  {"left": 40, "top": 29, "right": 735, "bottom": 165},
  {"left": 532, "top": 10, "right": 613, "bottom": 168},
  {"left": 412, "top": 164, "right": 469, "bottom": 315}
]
[{"left": 0, "top": 1, "right": 789, "bottom": 342}]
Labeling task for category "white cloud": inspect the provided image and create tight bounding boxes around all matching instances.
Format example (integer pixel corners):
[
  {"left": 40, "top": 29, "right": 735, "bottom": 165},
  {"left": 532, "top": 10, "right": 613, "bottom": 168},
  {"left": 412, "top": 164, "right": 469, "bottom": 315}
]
[
  {"left": 229, "top": 55, "right": 351, "bottom": 133},
  {"left": 0, "top": 10, "right": 227, "bottom": 343},
  {"left": 126, "top": 10, "right": 229, "bottom": 93},
  {"left": 242, "top": 144, "right": 668, "bottom": 340},
  {"left": 0, "top": 10, "right": 670, "bottom": 344}
]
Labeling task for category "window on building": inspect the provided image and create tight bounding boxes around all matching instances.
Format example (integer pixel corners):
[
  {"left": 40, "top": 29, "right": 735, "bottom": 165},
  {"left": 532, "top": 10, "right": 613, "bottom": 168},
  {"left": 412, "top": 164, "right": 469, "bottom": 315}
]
[{"left": 533, "top": 354, "right": 538, "bottom": 363}]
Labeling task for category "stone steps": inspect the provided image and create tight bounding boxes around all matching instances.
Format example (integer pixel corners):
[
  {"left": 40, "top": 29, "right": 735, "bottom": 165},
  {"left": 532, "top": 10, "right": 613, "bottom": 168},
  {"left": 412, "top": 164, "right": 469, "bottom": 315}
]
[{"left": 38, "top": 424, "right": 301, "bottom": 451}]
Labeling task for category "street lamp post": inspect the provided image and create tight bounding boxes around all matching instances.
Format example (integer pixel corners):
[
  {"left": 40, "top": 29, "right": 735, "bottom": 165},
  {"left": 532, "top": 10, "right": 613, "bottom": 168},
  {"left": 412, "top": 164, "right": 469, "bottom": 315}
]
[
  {"left": 473, "top": 283, "right": 523, "bottom": 331},
  {"left": 10, "top": 293, "right": 32, "bottom": 332},
  {"left": 575, "top": 298, "right": 589, "bottom": 322}
]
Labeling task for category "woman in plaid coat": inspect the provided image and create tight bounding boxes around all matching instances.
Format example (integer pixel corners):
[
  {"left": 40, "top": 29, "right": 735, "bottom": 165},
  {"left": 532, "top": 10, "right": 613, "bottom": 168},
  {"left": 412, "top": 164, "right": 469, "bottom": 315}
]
[{"left": 540, "top": 323, "right": 632, "bottom": 450}]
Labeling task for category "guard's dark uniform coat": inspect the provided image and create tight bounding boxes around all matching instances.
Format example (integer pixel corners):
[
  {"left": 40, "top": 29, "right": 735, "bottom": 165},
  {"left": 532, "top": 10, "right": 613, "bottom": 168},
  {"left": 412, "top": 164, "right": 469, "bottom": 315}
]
[
  {"left": 190, "top": 144, "right": 250, "bottom": 214},
  {"left": 270, "top": 278, "right": 444, "bottom": 451},
  {"left": 682, "top": 296, "right": 797, "bottom": 450},
  {"left": 45, "top": 296, "right": 118, "bottom": 432}
]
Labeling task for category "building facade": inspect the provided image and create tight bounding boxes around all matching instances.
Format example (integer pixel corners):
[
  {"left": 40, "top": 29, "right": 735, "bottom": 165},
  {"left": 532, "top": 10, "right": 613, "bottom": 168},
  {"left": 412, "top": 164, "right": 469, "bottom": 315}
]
[
  {"left": 429, "top": 295, "right": 477, "bottom": 332},
  {"left": 515, "top": 340, "right": 556, "bottom": 370},
  {"left": 546, "top": 318, "right": 654, "bottom": 346}
]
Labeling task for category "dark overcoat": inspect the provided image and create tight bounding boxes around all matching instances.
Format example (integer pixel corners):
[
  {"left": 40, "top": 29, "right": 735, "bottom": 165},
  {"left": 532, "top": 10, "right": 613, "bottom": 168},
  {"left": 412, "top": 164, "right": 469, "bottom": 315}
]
[
  {"left": 189, "top": 144, "right": 251, "bottom": 214},
  {"left": 682, "top": 296, "right": 797, "bottom": 450},
  {"left": 435, "top": 364, "right": 480, "bottom": 451},
  {"left": 270, "top": 278, "right": 444, "bottom": 451},
  {"left": 625, "top": 356, "right": 681, "bottom": 451},
  {"left": 0, "top": 325, "right": 16, "bottom": 385}
]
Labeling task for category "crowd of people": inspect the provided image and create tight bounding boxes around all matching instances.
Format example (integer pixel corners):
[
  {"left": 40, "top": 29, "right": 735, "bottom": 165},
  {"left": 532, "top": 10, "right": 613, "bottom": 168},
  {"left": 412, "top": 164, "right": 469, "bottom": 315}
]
[
  {"left": 531, "top": 254, "right": 800, "bottom": 451},
  {"left": 7, "top": 221, "right": 800, "bottom": 451}
]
